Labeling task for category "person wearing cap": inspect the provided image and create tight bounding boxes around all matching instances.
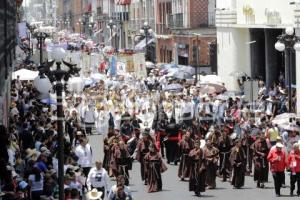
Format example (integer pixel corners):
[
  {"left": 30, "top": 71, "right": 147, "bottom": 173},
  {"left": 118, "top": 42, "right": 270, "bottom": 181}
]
[
  {"left": 188, "top": 140, "right": 206, "bottom": 196},
  {"left": 87, "top": 161, "right": 109, "bottom": 199},
  {"left": 135, "top": 128, "right": 155, "bottom": 185},
  {"left": 267, "top": 142, "right": 286, "bottom": 197},
  {"left": 287, "top": 143, "right": 300, "bottom": 196},
  {"left": 229, "top": 139, "right": 246, "bottom": 189}
]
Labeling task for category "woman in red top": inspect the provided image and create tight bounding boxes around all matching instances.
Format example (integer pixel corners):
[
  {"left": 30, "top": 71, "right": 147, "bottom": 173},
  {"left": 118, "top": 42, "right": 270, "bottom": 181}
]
[
  {"left": 267, "top": 142, "right": 286, "bottom": 197},
  {"left": 287, "top": 143, "right": 300, "bottom": 196}
]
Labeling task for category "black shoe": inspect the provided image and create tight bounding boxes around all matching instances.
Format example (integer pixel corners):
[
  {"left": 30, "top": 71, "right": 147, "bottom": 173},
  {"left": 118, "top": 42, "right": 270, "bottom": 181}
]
[
  {"left": 181, "top": 177, "right": 185, "bottom": 181},
  {"left": 174, "top": 161, "right": 177, "bottom": 166},
  {"left": 167, "top": 160, "right": 170, "bottom": 164}
]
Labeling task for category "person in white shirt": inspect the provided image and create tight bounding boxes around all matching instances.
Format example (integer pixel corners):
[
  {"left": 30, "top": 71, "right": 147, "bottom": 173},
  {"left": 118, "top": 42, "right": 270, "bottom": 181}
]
[
  {"left": 28, "top": 167, "right": 44, "bottom": 199},
  {"left": 83, "top": 104, "right": 96, "bottom": 135},
  {"left": 75, "top": 138, "right": 93, "bottom": 179},
  {"left": 87, "top": 161, "right": 109, "bottom": 199}
]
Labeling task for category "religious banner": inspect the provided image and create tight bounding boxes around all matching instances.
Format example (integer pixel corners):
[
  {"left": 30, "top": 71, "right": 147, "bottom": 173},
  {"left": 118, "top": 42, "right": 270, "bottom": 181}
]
[
  {"left": 118, "top": 54, "right": 134, "bottom": 72},
  {"left": 110, "top": 55, "right": 117, "bottom": 76},
  {"left": 133, "top": 53, "right": 147, "bottom": 78}
]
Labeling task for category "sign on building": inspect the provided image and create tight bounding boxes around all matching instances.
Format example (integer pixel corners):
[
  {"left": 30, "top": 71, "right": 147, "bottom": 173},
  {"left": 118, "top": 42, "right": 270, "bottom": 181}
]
[{"left": 133, "top": 53, "right": 147, "bottom": 78}]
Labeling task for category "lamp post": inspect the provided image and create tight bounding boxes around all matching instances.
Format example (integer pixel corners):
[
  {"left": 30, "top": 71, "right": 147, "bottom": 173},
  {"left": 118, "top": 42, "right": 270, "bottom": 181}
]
[
  {"left": 107, "top": 19, "right": 117, "bottom": 48},
  {"left": 33, "top": 32, "right": 49, "bottom": 65},
  {"left": 275, "top": 27, "right": 300, "bottom": 112},
  {"left": 139, "top": 22, "right": 153, "bottom": 61},
  {"left": 79, "top": 18, "right": 82, "bottom": 36},
  {"left": 89, "top": 16, "right": 95, "bottom": 37},
  {"left": 34, "top": 47, "right": 81, "bottom": 200}
]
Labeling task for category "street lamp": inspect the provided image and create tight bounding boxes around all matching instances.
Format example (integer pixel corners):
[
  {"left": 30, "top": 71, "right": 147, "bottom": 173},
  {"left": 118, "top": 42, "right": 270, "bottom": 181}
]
[
  {"left": 107, "top": 19, "right": 117, "bottom": 48},
  {"left": 33, "top": 47, "right": 81, "bottom": 200},
  {"left": 139, "top": 21, "right": 153, "bottom": 61},
  {"left": 275, "top": 27, "right": 300, "bottom": 112},
  {"left": 33, "top": 32, "right": 49, "bottom": 66},
  {"left": 79, "top": 18, "right": 82, "bottom": 36}
]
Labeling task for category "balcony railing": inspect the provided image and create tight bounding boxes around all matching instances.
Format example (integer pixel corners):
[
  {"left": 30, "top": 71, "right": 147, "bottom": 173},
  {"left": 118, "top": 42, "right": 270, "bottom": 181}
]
[{"left": 156, "top": 23, "right": 171, "bottom": 35}]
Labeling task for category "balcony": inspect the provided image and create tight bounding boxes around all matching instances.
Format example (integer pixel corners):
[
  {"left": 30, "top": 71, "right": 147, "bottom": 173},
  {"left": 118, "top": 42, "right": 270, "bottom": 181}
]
[
  {"left": 168, "top": 13, "right": 184, "bottom": 29},
  {"left": 215, "top": 9, "right": 237, "bottom": 27}
]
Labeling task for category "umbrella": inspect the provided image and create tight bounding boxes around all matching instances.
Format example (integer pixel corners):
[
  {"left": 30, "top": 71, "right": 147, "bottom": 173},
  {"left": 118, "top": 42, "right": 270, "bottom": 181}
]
[
  {"left": 272, "top": 113, "right": 297, "bottom": 125},
  {"left": 171, "top": 70, "right": 193, "bottom": 80},
  {"left": 216, "top": 94, "right": 229, "bottom": 101},
  {"left": 180, "top": 65, "right": 195, "bottom": 75},
  {"left": 200, "top": 74, "right": 223, "bottom": 85},
  {"left": 163, "top": 83, "right": 184, "bottom": 92},
  {"left": 159, "top": 63, "right": 179, "bottom": 70},
  {"left": 146, "top": 61, "right": 155, "bottom": 69},
  {"left": 83, "top": 78, "right": 96, "bottom": 86},
  {"left": 90, "top": 73, "right": 106, "bottom": 81},
  {"left": 280, "top": 123, "right": 300, "bottom": 132},
  {"left": 197, "top": 83, "right": 226, "bottom": 94},
  {"left": 40, "top": 98, "right": 57, "bottom": 105},
  {"left": 12, "top": 69, "right": 39, "bottom": 80},
  {"left": 229, "top": 71, "right": 247, "bottom": 78}
]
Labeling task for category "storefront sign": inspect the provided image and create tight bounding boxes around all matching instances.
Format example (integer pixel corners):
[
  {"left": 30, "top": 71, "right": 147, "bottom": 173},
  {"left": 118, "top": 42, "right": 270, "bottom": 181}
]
[{"left": 265, "top": 9, "right": 281, "bottom": 25}]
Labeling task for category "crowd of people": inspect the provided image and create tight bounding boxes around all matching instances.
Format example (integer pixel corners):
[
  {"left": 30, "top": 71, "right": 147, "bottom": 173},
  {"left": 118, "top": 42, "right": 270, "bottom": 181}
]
[{"left": 1, "top": 33, "right": 300, "bottom": 200}]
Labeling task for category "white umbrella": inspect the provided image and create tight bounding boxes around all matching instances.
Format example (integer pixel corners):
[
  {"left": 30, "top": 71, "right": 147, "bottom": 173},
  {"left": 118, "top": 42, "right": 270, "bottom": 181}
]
[
  {"left": 146, "top": 61, "right": 155, "bottom": 69},
  {"left": 68, "top": 77, "right": 84, "bottom": 93},
  {"left": 280, "top": 123, "right": 300, "bottom": 132},
  {"left": 200, "top": 74, "right": 223, "bottom": 85},
  {"left": 12, "top": 69, "right": 39, "bottom": 80},
  {"left": 90, "top": 73, "right": 106, "bottom": 81},
  {"left": 272, "top": 113, "right": 297, "bottom": 125},
  {"left": 229, "top": 71, "right": 247, "bottom": 78}
]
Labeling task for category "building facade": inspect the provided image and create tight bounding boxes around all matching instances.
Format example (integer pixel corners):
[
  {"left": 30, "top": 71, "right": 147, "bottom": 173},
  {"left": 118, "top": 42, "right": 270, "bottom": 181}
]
[
  {"left": 216, "top": 0, "right": 300, "bottom": 113},
  {"left": 155, "top": 0, "right": 217, "bottom": 71},
  {"left": 0, "top": 0, "right": 17, "bottom": 127}
]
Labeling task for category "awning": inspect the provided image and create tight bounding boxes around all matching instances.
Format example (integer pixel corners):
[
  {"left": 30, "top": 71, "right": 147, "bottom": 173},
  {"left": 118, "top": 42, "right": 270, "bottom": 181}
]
[{"left": 135, "top": 38, "right": 155, "bottom": 50}]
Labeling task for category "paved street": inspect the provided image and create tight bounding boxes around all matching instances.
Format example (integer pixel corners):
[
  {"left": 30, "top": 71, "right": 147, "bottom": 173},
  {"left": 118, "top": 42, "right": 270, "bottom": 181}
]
[{"left": 88, "top": 134, "right": 296, "bottom": 200}]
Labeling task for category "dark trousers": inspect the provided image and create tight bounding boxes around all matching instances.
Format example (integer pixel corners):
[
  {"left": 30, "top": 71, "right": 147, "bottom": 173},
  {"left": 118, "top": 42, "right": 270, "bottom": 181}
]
[
  {"left": 92, "top": 186, "right": 105, "bottom": 199},
  {"left": 85, "top": 122, "right": 94, "bottom": 135},
  {"left": 290, "top": 173, "right": 300, "bottom": 195},
  {"left": 272, "top": 172, "right": 285, "bottom": 195}
]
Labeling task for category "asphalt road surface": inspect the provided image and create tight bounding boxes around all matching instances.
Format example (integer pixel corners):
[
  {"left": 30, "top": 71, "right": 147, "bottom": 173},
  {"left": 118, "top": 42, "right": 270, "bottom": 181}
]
[{"left": 88, "top": 134, "right": 295, "bottom": 200}]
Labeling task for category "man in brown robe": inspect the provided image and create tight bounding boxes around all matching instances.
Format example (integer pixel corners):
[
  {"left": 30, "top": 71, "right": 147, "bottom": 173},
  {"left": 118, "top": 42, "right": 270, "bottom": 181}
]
[
  {"left": 144, "top": 144, "right": 167, "bottom": 192},
  {"left": 230, "top": 139, "right": 246, "bottom": 189},
  {"left": 203, "top": 139, "right": 219, "bottom": 189},
  {"left": 114, "top": 141, "right": 131, "bottom": 185},
  {"left": 178, "top": 131, "right": 195, "bottom": 181},
  {"left": 218, "top": 131, "right": 233, "bottom": 182},
  {"left": 252, "top": 135, "right": 269, "bottom": 188},
  {"left": 189, "top": 140, "right": 206, "bottom": 196},
  {"left": 135, "top": 128, "right": 155, "bottom": 185}
]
